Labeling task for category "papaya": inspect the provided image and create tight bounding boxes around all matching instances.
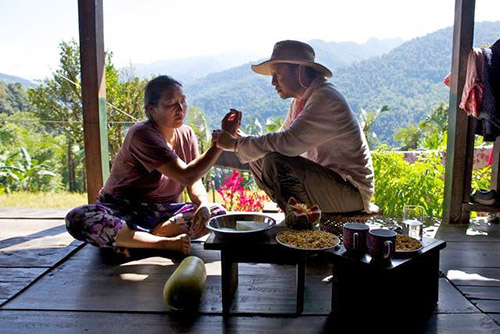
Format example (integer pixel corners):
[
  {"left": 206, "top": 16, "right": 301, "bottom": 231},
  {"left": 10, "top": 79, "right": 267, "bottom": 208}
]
[
  {"left": 284, "top": 197, "right": 321, "bottom": 230},
  {"left": 163, "top": 256, "right": 206, "bottom": 311}
]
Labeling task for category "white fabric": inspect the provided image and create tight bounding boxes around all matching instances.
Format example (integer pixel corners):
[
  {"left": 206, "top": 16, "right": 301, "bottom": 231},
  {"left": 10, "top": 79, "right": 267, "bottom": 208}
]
[{"left": 236, "top": 77, "right": 375, "bottom": 211}]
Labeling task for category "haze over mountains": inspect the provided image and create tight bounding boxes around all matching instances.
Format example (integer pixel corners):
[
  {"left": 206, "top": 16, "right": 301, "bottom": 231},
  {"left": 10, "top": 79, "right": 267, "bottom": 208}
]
[
  {"left": 184, "top": 21, "right": 500, "bottom": 144},
  {"left": 0, "top": 73, "right": 34, "bottom": 87},
  {"left": 2, "top": 21, "right": 499, "bottom": 146}
]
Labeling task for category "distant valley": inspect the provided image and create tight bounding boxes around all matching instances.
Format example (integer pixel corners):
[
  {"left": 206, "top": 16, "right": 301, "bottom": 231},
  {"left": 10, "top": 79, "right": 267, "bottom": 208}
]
[{"left": 2, "top": 23, "right": 500, "bottom": 146}]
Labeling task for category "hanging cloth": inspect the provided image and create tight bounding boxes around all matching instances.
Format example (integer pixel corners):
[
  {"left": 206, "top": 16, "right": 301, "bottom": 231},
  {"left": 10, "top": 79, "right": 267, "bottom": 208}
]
[
  {"left": 459, "top": 48, "right": 485, "bottom": 118},
  {"left": 476, "top": 42, "right": 500, "bottom": 141}
]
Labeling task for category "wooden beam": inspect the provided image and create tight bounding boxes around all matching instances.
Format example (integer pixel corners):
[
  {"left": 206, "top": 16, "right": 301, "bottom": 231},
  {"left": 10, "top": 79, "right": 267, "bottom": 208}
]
[
  {"left": 78, "top": 0, "right": 109, "bottom": 203},
  {"left": 443, "top": 0, "right": 476, "bottom": 224}
]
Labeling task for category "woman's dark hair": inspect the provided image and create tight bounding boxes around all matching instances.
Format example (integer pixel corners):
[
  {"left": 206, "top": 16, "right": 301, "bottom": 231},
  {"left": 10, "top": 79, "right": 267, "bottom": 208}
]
[{"left": 144, "top": 75, "right": 182, "bottom": 119}]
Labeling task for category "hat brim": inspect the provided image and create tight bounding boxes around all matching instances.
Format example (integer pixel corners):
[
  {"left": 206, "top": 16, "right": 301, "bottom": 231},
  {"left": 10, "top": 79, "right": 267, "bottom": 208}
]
[{"left": 251, "top": 59, "right": 332, "bottom": 78}]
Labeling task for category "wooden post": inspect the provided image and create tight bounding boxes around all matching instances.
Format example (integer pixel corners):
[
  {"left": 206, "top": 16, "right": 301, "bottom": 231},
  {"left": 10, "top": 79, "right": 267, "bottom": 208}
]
[
  {"left": 443, "top": 0, "right": 476, "bottom": 224},
  {"left": 78, "top": 0, "right": 110, "bottom": 203}
]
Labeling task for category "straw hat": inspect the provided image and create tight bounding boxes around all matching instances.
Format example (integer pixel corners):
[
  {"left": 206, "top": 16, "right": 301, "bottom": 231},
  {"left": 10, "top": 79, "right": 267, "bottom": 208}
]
[{"left": 251, "top": 40, "right": 332, "bottom": 78}]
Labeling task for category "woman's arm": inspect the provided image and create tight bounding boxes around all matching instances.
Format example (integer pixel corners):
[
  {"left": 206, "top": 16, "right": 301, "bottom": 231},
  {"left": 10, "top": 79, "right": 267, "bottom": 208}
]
[
  {"left": 187, "top": 179, "right": 211, "bottom": 238},
  {"left": 157, "top": 144, "right": 221, "bottom": 187},
  {"left": 187, "top": 179, "right": 209, "bottom": 206}
]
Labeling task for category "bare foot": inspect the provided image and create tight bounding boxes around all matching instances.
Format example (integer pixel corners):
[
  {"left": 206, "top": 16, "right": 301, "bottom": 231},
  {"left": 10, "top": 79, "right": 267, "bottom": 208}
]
[
  {"left": 152, "top": 219, "right": 188, "bottom": 237},
  {"left": 161, "top": 234, "right": 191, "bottom": 255}
]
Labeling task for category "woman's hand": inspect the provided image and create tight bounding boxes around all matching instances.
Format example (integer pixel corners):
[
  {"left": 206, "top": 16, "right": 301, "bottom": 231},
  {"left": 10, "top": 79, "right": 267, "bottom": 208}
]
[
  {"left": 190, "top": 204, "right": 210, "bottom": 239},
  {"left": 221, "top": 109, "right": 242, "bottom": 137}
]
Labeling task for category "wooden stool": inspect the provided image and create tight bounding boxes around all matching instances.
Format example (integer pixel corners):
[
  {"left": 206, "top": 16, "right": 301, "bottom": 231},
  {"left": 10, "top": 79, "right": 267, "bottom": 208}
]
[{"left": 320, "top": 210, "right": 380, "bottom": 241}]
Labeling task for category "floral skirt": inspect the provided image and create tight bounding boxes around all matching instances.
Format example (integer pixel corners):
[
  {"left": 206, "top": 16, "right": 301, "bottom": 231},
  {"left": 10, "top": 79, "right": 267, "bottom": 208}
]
[{"left": 65, "top": 193, "right": 225, "bottom": 248}]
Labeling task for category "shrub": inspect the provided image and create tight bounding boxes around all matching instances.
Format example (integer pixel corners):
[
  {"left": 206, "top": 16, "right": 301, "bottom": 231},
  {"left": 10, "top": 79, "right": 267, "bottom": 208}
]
[{"left": 372, "top": 151, "right": 445, "bottom": 217}]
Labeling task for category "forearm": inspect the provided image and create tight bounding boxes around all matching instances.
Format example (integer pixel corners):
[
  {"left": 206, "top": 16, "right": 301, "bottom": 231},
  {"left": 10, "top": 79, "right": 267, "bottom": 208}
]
[
  {"left": 188, "top": 179, "right": 209, "bottom": 206},
  {"left": 183, "top": 144, "right": 222, "bottom": 185}
]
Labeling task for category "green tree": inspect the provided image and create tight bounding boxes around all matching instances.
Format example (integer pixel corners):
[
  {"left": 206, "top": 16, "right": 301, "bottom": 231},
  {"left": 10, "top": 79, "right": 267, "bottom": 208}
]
[
  {"left": 105, "top": 63, "right": 149, "bottom": 159},
  {"left": 245, "top": 116, "right": 263, "bottom": 135},
  {"left": 0, "top": 82, "right": 30, "bottom": 115},
  {"left": 359, "top": 105, "right": 389, "bottom": 149},
  {"left": 29, "top": 40, "right": 83, "bottom": 191},
  {"left": 29, "top": 40, "right": 149, "bottom": 191},
  {"left": 187, "top": 106, "right": 211, "bottom": 153}
]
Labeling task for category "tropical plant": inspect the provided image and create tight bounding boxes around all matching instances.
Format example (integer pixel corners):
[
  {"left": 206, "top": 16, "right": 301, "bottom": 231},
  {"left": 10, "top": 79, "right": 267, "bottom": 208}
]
[
  {"left": 358, "top": 105, "right": 390, "bottom": 149},
  {"left": 244, "top": 116, "right": 263, "bottom": 135},
  {"left": 0, "top": 147, "right": 58, "bottom": 193},
  {"left": 372, "top": 150, "right": 445, "bottom": 217},
  {"left": 394, "top": 124, "right": 423, "bottom": 150},
  {"left": 265, "top": 116, "right": 284, "bottom": 133},
  {"left": 28, "top": 40, "right": 149, "bottom": 191}
]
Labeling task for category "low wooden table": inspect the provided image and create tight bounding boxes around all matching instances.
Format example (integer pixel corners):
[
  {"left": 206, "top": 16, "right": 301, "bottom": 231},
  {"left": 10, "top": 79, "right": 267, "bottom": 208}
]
[
  {"left": 329, "top": 237, "right": 446, "bottom": 329},
  {"left": 204, "top": 226, "right": 307, "bottom": 314},
  {"left": 204, "top": 226, "right": 446, "bottom": 322}
]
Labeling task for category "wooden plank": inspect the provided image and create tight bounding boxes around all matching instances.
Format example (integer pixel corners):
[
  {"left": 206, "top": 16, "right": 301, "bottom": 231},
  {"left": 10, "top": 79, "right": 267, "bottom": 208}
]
[
  {"left": 440, "top": 243, "right": 500, "bottom": 273},
  {"left": 0, "top": 219, "right": 82, "bottom": 267},
  {"left": 4, "top": 245, "right": 332, "bottom": 315},
  {"left": 426, "top": 313, "right": 500, "bottom": 333},
  {"left": 435, "top": 278, "right": 481, "bottom": 314},
  {"left": 443, "top": 0, "right": 476, "bottom": 224},
  {"left": 460, "top": 286, "right": 500, "bottom": 300},
  {"left": 0, "top": 207, "right": 68, "bottom": 219},
  {"left": 489, "top": 313, "right": 500, "bottom": 326},
  {"left": 0, "top": 311, "right": 334, "bottom": 334},
  {"left": 473, "top": 300, "right": 500, "bottom": 314},
  {"left": 448, "top": 267, "right": 500, "bottom": 287},
  {"left": 435, "top": 221, "right": 500, "bottom": 242},
  {"left": 1, "top": 311, "right": 497, "bottom": 334},
  {"left": 463, "top": 202, "right": 500, "bottom": 213},
  {"left": 491, "top": 137, "right": 500, "bottom": 193},
  {"left": 0, "top": 268, "right": 46, "bottom": 301},
  {"left": 78, "top": 0, "right": 109, "bottom": 203}
]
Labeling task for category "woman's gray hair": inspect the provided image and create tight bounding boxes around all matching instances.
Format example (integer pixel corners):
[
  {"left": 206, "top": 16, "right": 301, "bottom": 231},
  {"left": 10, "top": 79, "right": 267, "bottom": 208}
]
[{"left": 144, "top": 75, "right": 182, "bottom": 119}]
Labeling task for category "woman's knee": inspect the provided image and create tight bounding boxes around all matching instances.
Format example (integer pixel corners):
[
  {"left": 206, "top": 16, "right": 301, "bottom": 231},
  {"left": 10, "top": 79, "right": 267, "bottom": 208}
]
[{"left": 65, "top": 203, "right": 119, "bottom": 247}]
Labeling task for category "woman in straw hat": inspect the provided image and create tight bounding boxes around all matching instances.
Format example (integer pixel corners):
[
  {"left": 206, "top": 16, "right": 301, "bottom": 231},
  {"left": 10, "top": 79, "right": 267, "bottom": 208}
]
[{"left": 214, "top": 40, "right": 377, "bottom": 214}]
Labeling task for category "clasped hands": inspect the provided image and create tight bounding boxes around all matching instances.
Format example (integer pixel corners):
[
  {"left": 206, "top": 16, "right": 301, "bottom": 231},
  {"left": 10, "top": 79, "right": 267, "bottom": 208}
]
[{"left": 212, "top": 108, "right": 242, "bottom": 151}]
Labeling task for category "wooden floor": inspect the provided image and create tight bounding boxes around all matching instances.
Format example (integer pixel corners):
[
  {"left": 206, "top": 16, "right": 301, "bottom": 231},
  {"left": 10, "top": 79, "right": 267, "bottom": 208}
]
[{"left": 0, "top": 207, "right": 499, "bottom": 333}]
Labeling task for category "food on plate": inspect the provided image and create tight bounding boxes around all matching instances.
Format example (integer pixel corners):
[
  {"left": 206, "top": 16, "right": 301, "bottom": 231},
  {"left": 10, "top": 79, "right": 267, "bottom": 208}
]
[
  {"left": 284, "top": 197, "right": 321, "bottom": 230},
  {"left": 396, "top": 234, "right": 423, "bottom": 251},
  {"left": 277, "top": 230, "right": 336, "bottom": 249},
  {"left": 163, "top": 256, "right": 206, "bottom": 311}
]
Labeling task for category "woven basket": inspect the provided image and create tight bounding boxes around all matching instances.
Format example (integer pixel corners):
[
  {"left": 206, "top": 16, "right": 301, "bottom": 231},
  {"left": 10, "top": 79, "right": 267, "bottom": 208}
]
[{"left": 320, "top": 211, "right": 379, "bottom": 241}]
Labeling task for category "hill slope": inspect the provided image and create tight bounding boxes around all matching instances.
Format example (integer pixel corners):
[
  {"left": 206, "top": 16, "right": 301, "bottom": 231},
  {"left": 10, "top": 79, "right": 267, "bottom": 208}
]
[
  {"left": 0, "top": 73, "right": 34, "bottom": 87},
  {"left": 186, "top": 21, "right": 500, "bottom": 144}
]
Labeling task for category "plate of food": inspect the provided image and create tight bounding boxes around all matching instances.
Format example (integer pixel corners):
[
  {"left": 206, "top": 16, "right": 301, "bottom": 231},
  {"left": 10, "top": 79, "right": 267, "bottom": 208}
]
[
  {"left": 276, "top": 230, "right": 340, "bottom": 251},
  {"left": 395, "top": 234, "right": 423, "bottom": 253}
]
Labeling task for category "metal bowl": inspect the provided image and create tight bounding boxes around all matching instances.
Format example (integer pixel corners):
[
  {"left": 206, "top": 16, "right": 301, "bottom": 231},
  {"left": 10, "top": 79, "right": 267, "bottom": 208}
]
[{"left": 206, "top": 213, "right": 276, "bottom": 239}]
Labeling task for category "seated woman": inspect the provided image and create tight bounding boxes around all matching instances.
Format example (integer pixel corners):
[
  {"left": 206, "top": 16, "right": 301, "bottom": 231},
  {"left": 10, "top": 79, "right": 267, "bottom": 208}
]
[{"left": 66, "top": 75, "right": 239, "bottom": 255}]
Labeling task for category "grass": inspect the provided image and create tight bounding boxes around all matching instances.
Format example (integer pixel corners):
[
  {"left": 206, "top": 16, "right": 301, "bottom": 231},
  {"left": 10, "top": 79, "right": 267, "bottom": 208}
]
[
  {"left": 0, "top": 191, "right": 225, "bottom": 209},
  {"left": 0, "top": 191, "right": 88, "bottom": 208}
]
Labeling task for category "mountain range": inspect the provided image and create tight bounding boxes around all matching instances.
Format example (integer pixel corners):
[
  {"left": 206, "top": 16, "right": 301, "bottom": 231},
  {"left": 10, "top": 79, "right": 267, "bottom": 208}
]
[
  {"left": 0, "top": 73, "right": 33, "bottom": 87},
  {"left": 184, "top": 21, "right": 500, "bottom": 144},
  {"left": 2, "top": 22, "right": 499, "bottom": 146}
]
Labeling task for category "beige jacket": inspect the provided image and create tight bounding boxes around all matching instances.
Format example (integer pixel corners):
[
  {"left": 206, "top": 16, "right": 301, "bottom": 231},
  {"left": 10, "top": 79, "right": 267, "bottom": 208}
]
[{"left": 236, "top": 77, "right": 375, "bottom": 211}]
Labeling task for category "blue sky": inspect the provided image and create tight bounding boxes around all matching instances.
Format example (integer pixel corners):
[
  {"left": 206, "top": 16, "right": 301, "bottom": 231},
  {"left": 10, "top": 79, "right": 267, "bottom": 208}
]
[{"left": 1, "top": 0, "right": 499, "bottom": 80}]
